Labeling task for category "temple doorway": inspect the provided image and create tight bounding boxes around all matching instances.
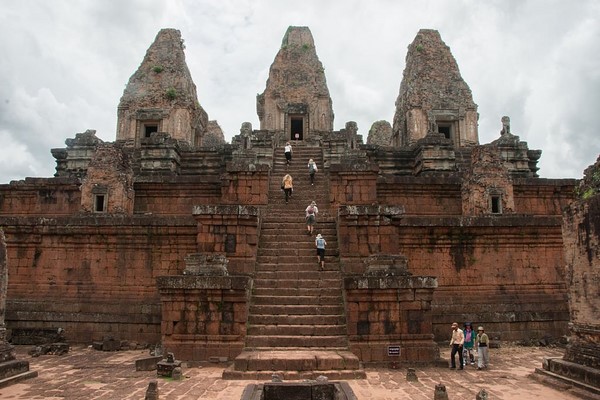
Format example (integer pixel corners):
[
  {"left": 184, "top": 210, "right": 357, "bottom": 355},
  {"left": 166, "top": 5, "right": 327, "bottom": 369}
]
[{"left": 290, "top": 116, "right": 304, "bottom": 140}]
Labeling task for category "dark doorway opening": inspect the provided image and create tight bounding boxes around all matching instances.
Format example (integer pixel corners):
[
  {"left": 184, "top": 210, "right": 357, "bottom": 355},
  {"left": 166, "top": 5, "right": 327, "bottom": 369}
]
[
  {"left": 145, "top": 124, "right": 158, "bottom": 138},
  {"left": 291, "top": 117, "right": 303, "bottom": 140},
  {"left": 94, "top": 194, "right": 106, "bottom": 213},
  {"left": 438, "top": 125, "right": 451, "bottom": 139},
  {"left": 491, "top": 196, "right": 501, "bottom": 214}
]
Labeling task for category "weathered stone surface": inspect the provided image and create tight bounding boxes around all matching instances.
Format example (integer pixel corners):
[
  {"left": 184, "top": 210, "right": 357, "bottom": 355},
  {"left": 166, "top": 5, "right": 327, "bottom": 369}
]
[
  {"left": 257, "top": 26, "right": 333, "bottom": 139},
  {"left": 367, "top": 120, "right": 393, "bottom": 146},
  {"left": 203, "top": 120, "right": 226, "bottom": 147},
  {"left": 144, "top": 380, "right": 159, "bottom": 400},
  {"left": 183, "top": 253, "right": 229, "bottom": 276},
  {"left": 135, "top": 356, "right": 163, "bottom": 371},
  {"left": 576, "top": 154, "right": 600, "bottom": 200},
  {"left": 434, "top": 383, "right": 449, "bottom": 400},
  {"left": 0, "top": 228, "right": 6, "bottom": 339},
  {"left": 489, "top": 116, "right": 542, "bottom": 177},
  {"left": 363, "top": 254, "right": 410, "bottom": 277},
  {"left": 80, "top": 143, "right": 135, "bottom": 214},
  {"left": 562, "top": 191, "right": 600, "bottom": 368},
  {"left": 117, "top": 28, "right": 211, "bottom": 148},
  {"left": 157, "top": 353, "right": 182, "bottom": 377},
  {"left": 0, "top": 229, "right": 35, "bottom": 385},
  {"left": 0, "top": 26, "right": 581, "bottom": 370},
  {"left": 392, "top": 29, "right": 478, "bottom": 147},
  {"left": 406, "top": 367, "right": 418, "bottom": 381},
  {"left": 461, "top": 145, "right": 515, "bottom": 216}
]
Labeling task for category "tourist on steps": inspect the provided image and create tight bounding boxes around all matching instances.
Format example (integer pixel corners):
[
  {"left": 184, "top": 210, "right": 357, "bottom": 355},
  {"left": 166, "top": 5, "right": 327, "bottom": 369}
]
[
  {"left": 281, "top": 174, "right": 293, "bottom": 204},
  {"left": 305, "top": 201, "right": 318, "bottom": 235},
  {"left": 307, "top": 158, "right": 318, "bottom": 185},
  {"left": 284, "top": 142, "right": 293, "bottom": 165},
  {"left": 315, "top": 233, "right": 327, "bottom": 270}
]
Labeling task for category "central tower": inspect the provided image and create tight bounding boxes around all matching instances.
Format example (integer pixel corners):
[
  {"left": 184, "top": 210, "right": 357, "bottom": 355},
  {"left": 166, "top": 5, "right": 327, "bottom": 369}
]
[{"left": 256, "top": 26, "right": 334, "bottom": 140}]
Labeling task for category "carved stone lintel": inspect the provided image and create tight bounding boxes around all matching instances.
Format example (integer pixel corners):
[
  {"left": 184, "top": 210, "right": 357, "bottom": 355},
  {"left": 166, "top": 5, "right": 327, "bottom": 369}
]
[
  {"left": 183, "top": 254, "right": 229, "bottom": 276},
  {"left": 364, "top": 254, "right": 410, "bottom": 277}
]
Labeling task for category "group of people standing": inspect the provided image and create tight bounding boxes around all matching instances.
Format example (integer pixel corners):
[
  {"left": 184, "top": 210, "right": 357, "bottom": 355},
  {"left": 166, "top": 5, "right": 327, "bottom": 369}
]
[
  {"left": 449, "top": 322, "right": 490, "bottom": 370},
  {"left": 281, "top": 142, "right": 327, "bottom": 270}
]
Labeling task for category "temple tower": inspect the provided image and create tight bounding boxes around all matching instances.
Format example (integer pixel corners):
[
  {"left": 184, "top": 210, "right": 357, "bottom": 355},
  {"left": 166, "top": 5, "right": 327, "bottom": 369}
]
[
  {"left": 392, "top": 29, "right": 479, "bottom": 147},
  {"left": 116, "top": 29, "right": 211, "bottom": 147},
  {"left": 257, "top": 26, "right": 334, "bottom": 140}
]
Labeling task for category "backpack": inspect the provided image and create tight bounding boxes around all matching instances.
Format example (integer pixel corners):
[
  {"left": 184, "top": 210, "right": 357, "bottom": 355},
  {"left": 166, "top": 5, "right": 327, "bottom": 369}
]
[
  {"left": 309, "top": 163, "right": 317, "bottom": 173},
  {"left": 307, "top": 206, "right": 315, "bottom": 215}
]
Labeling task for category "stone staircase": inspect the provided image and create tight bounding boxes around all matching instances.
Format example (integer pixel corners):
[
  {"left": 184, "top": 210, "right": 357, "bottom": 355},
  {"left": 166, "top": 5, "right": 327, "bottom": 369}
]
[{"left": 223, "top": 144, "right": 365, "bottom": 379}]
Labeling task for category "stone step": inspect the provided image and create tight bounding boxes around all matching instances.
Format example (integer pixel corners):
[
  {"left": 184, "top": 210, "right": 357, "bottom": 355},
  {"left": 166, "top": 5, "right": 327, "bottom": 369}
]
[
  {"left": 253, "top": 278, "right": 341, "bottom": 288},
  {"left": 229, "top": 349, "right": 360, "bottom": 373},
  {"left": 259, "top": 231, "right": 337, "bottom": 238},
  {"left": 248, "top": 314, "right": 346, "bottom": 326},
  {"left": 223, "top": 367, "right": 366, "bottom": 380},
  {"left": 252, "top": 295, "right": 342, "bottom": 306},
  {"left": 254, "top": 256, "right": 338, "bottom": 265},
  {"left": 246, "top": 335, "right": 348, "bottom": 348},
  {"left": 0, "top": 359, "right": 38, "bottom": 389},
  {"left": 253, "top": 287, "right": 341, "bottom": 297},
  {"left": 249, "top": 304, "right": 344, "bottom": 317},
  {"left": 261, "top": 219, "right": 336, "bottom": 226},
  {"left": 255, "top": 252, "right": 338, "bottom": 261},
  {"left": 254, "top": 268, "right": 341, "bottom": 278},
  {"left": 259, "top": 238, "right": 338, "bottom": 247},
  {"left": 257, "top": 247, "right": 337, "bottom": 256},
  {"left": 247, "top": 324, "right": 347, "bottom": 336},
  {"left": 261, "top": 219, "right": 335, "bottom": 226},
  {"left": 254, "top": 264, "right": 340, "bottom": 272}
]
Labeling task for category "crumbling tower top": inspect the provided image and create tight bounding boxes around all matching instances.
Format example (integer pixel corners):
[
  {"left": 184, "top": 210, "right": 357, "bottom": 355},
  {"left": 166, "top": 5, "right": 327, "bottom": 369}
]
[
  {"left": 392, "top": 29, "right": 479, "bottom": 148},
  {"left": 116, "top": 28, "right": 212, "bottom": 147},
  {"left": 257, "top": 26, "right": 334, "bottom": 141}
]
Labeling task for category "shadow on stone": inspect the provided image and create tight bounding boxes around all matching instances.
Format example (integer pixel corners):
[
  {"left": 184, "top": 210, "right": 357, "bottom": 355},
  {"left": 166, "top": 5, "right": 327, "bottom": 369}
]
[{"left": 241, "top": 381, "right": 357, "bottom": 400}]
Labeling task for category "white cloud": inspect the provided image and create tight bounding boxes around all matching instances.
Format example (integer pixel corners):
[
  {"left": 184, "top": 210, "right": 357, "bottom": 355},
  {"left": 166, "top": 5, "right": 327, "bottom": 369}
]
[{"left": 0, "top": 0, "right": 598, "bottom": 182}]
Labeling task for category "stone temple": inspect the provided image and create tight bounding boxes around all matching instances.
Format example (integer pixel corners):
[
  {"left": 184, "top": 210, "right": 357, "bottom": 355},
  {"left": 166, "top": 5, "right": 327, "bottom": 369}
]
[{"left": 0, "top": 26, "right": 581, "bottom": 378}]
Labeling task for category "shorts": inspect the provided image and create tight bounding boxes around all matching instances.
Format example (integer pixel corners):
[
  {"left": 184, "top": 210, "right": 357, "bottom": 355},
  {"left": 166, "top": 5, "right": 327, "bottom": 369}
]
[
  {"left": 306, "top": 215, "right": 315, "bottom": 225},
  {"left": 317, "top": 248, "right": 325, "bottom": 259}
]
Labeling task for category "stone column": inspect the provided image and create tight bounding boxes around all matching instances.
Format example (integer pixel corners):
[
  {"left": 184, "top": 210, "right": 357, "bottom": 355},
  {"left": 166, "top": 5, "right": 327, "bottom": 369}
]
[
  {"left": 0, "top": 228, "right": 7, "bottom": 342},
  {"left": 344, "top": 254, "right": 439, "bottom": 365},
  {"left": 560, "top": 195, "right": 600, "bottom": 372},
  {"left": 0, "top": 228, "right": 16, "bottom": 362}
]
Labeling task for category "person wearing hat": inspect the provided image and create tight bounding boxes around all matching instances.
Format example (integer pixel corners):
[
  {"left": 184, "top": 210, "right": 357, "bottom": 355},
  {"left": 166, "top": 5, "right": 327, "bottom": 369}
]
[
  {"left": 476, "top": 326, "right": 490, "bottom": 370},
  {"left": 305, "top": 201, "right": 318, "bottom": 235},
  {"left": 463, "top": 322, "right": 475, "bottom": 366},
  {"left": 315, "top": 233, "right": 327, "bottom": 270},
  {"left": 449, "top": 322, "right": 465, "bottom": 369}
]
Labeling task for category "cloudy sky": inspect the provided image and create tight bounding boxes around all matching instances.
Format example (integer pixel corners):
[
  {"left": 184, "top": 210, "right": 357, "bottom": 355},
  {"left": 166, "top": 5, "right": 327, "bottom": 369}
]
[{"left": 1, "top": 0, "right": 599, "bottom": 183}]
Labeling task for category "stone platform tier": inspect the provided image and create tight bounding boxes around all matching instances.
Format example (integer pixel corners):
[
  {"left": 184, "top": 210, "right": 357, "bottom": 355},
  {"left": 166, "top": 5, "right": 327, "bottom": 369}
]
[
  {"left": 532, "top": 357, "right": 600, "bottom": 399},
  {"left": 227, "top": 145, "right": 365, "bottom": 378},
  {"left": 0, "top": 359, "right": 38, "bottom": 389},
  {"left": 223, "top": 349, "right": 366, "bottom": 380}
]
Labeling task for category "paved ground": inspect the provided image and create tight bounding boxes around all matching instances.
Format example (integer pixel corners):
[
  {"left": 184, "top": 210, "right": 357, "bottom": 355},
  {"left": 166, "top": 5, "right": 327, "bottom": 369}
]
[{"left": 0, "top": 344, "right": 584, "bottom": 399}]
